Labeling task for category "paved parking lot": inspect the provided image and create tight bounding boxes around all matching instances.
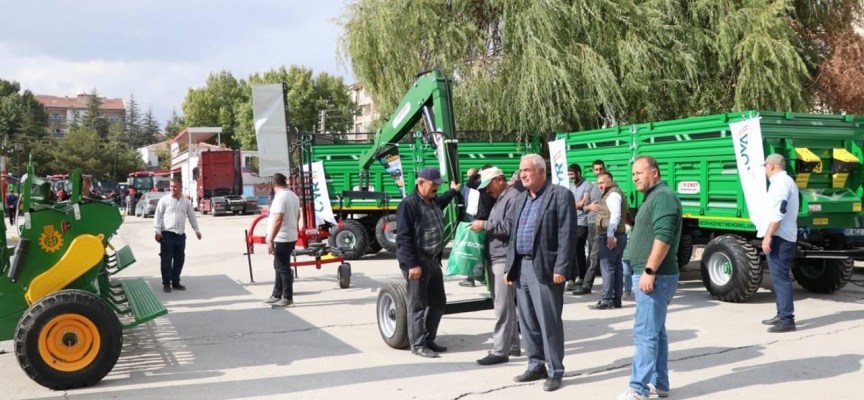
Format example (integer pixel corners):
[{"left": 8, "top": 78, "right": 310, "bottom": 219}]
[{"left": 2, "top": 213, "right": 863, "bottom": 399}]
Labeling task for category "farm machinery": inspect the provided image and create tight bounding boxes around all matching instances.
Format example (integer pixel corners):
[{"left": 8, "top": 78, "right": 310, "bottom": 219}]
[
  {"left": 0, "top": 161, "right": 165, "bottom": 389},
  {"left": 124, "top": 170, "right": 156, "bottom": 215},
  {"left": 557, "top": 111, "right": 864, "bottom": 303}
]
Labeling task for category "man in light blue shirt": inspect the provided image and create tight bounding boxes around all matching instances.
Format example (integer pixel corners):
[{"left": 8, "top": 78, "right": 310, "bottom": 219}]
[{"left": 759, "top": 153, "right": 799, "bottom": 333}]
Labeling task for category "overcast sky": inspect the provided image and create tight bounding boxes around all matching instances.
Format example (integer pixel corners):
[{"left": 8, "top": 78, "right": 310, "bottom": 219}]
[{"left": 0, "top": 0, "right": 351, "bottom": 127}]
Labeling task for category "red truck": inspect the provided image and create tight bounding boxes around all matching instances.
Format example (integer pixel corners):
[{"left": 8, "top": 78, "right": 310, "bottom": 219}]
[{"left": 196, "top": 150, "right": 247, "bottom": 216}]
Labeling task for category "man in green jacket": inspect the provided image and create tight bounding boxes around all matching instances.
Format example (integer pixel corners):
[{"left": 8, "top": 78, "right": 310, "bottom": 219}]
[{"left": 617, "top": 155, "right": 682, "bottom": 400}]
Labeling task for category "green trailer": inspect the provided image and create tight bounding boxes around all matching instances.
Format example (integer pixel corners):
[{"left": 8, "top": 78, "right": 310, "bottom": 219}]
[
  {"left": 312, "top": 135, "right": 537, "bottom": 260},
  {"left": 557, "top": 111, "right": 864, "bottom": 303}
]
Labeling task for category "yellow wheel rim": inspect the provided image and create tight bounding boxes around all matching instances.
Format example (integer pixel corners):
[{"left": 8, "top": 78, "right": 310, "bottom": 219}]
[{"left": 38, "top": 314, "right": 101, "bottom": 372}]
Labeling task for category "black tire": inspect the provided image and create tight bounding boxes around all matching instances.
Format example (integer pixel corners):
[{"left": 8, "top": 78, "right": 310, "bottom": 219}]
[
  {"left": 14, "top": 289, "right": 123, "bottom": 390},
  {"left": 792, "top": 258, "right": 854, "bottom": 294},
  {"left": 375, "top": 214, "right": 398, "bottom": 253},
  {"left": 700, "top": 235, "right": 762, "bottom": 303},
  {"left": 677, "top": 233, "right": 694, "bottom": 268},
  {"left": 377, "top": 281, "right": 409, "bottom": 349},
  {"left": 337, "top": 263, "right": 352, "bottom": 289},
  {"left": 328, "top": 220, "right": 368, "bottom": 261}
]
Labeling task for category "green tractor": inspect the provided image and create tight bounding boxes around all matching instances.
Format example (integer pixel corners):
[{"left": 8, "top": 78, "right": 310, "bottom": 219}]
[{"left": 0, "top": 160, "right": 167, "bottom": 390}]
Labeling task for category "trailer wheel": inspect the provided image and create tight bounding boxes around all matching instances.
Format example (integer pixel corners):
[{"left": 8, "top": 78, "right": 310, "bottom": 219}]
[
  {"left": 328, "top": 220, "right": 367, "bottom": 261},
  {"left": 337, "top": 263, "right": 352, "bottom": 289},
  {"left": 792, "top": 258, "right": 854, "bottom": 294},
  {"left": 700, "top": 235, "right": 762, "bottom": 303},
  {"left": 377, "top": 281, "right": 409, "bottom": 349},
  {"left": 677, "top": 233, "right": 694, "bottom": 268},
  {"left": 375, "top": 215, "right": 398, "bottom": 253},
  {"left": 14, "top": 289, "right": 123, "bottom": 390}
]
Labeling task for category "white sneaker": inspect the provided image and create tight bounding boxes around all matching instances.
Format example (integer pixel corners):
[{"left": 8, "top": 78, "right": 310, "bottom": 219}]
[
  {"left": 649, "top": 383, "right": 669, "bottom": 398},
  {"left": 617, "top": 388, "right": 648, "bottom": 400}
]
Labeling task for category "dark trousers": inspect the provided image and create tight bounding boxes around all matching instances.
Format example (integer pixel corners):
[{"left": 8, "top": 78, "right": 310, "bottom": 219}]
[
  {"left": 767, "top": 236, "right": 796, "bottom": 324},
  {"left": 272, "top": 241, "right": 297, "bottom": 300},
  {"left": 581, "top": 224, "right": 603, "bottom": 290},
  {"left": 515, "top": 258, "right": 566, "bottom": 379},
  {"left": 599, "top": 232, "right": 628, "bottom": 307},
  {"left": 7, "top": 207, "right": 16, "bottom": 225},
  {"left": 403, "top": 258, "right": 446, "bottom": 349},
  {"left": 160, "top": 231, "right": 186, "bottom": 286},
  {"left": 572, "top": 225, "right": 589, "bottom": 281}
]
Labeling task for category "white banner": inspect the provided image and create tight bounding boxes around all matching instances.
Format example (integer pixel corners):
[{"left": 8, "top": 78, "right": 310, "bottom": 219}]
[
  {"left": 729, "top": 117, "right": 768, "bottom": 235},
  {"left": 304, "top": 161, "right": 337, "bottom": 226},
  {"left": 252, "top": 84, "right": 292, "bottom": 177},
  {"left": 548, "top": 138, "right": 569, "bottom": 188}
]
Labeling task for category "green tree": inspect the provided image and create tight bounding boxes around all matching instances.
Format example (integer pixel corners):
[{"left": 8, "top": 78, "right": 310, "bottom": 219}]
[
  {"left": 0, "top": 78, "right": 48, "bottom": 139},
  {"left": 182, "top": 70, "right": 245, "bottom": 148},
  {"left": 164, "top": 108, "right": 186, "bottom": 138},
  {"left": 142, "top": 106, "right": 161, "bottom": 145},
  {"left": 125, "top": 92, "right": 142, "bottom": 146},
  {"left": 76, "top": 88, "right": 111, "bottom": 139}
]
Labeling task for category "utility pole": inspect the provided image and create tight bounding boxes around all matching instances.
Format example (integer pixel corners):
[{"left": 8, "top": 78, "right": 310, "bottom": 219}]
[{"left": 318, "top": 109, "right": 326, "bottom": 134}]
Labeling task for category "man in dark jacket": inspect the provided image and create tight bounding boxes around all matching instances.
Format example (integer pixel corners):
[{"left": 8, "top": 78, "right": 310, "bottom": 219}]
[
  {"left": 506, "top": 154, "right": 576, "bottom": 392},
  {"left": 396, "top": 167, "right": 460, "bottom": 358},
  {"left": 461, "top": 164, "right": 496, "bottom": 287},
  {"left": 471, "top": 167, "right": 524, "bottom": 365}
]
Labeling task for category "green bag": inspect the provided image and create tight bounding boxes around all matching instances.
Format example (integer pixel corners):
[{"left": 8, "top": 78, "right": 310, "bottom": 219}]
[{"left": 446, "top": 222, "right": 487, "bottom": 277}]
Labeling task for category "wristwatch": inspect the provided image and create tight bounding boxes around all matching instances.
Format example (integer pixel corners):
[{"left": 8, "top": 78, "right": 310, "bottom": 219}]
[{"left": 645, "top": 267, "right": 655, "bottom": 275}]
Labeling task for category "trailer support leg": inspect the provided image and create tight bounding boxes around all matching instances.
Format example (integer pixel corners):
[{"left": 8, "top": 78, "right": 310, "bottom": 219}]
[{"left": 244, "top": 229, "right": 254, "bottom": 283}]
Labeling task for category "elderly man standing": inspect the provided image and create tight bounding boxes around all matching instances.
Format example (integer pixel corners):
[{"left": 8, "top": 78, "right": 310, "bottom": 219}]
[
  {"left": 759, "top": 153, "right": 799, "bottom": 333},
  {"left": 396, "top": 167, "right": 460, "bottom": 358},
  {"left": 590, "top": 171, "right": 628, "bottom": 310},
  {"left": 154, "top": 177, "right": 202, "bottom": 293},
  {"left": 505, "top": 154, "right": 576, "bottom": 392},
  {"left": 617, "top": 155, "right": 682, "bottom": 400},
  {"left": 471, "top": 167, "right": 524, "bottom": 365}
]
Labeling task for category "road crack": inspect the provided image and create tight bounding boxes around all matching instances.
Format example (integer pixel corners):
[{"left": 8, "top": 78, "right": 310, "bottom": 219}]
[{"left": 451, "top": 323, "right": 864, "bottom": 399}]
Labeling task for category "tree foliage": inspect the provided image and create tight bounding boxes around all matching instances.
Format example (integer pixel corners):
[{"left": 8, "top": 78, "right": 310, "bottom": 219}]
[
  {"left": 22, "top": 125, "right": 145, "bottom": 180},
  {"left": 164, "top": 108, "right": 186, "bottom": 138},
  {"left": 338, "top": 0, "right": 863, "bottom": 138},
  {"left": 182, "top": 65, "right": 355, "bottom": 151},
  {"left": 0, "top": 78, "right": 48, "bottom": 140}
]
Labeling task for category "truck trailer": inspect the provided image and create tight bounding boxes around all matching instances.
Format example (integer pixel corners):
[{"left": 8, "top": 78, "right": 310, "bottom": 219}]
[{"left": 197, "top": 150, "right": 247, "bottom": 216}]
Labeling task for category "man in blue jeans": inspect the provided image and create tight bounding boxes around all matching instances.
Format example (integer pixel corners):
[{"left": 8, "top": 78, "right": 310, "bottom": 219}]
[
  {"left": 759, "top": 153, "right": 799, "bottom": 333},
  {"left": 617, "top": 156, "right": 682, "bottom": 400}
]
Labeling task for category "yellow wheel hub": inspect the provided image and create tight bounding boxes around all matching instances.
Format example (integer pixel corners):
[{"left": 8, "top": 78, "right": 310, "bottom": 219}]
[{"left": 38, "top": 314, "right": 101, "bottom": 372}]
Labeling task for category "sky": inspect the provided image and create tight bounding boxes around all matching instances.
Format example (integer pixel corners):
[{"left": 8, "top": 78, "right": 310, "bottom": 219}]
[{"left": 0, "top": 0, "right": 352, "bottom": 127}]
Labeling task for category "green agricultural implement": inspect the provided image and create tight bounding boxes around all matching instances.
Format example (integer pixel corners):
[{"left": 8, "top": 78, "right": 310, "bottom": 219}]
[
  {"left": 557, "top": 111, "right": 864, "bottom": 302},
  {"left": 0, "top": 161, "right": 166, "bottom": 390}
]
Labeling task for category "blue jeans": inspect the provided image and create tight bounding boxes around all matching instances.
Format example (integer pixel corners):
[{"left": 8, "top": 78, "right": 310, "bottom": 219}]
[
  {"left": 629, "top": 273, "right": 679, "bottom": 396},
  {"left": 623, "top": 260, "right": 633, "bottom": 294},
  {"left": 767, "top": 236, "right": 796, "bottom": 324},
  {"left": 599, "top": 233, "right": 627, "bottom": 306}
]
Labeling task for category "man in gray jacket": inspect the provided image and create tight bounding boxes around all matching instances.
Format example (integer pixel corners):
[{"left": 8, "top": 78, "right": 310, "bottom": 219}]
[{"left": 470, "top": 168, "right": 524, "bottom": 365}]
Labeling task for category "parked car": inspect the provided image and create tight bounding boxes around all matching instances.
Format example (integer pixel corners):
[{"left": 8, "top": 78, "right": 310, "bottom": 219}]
[
  {"left": 242, "top": 195, "right": 260, "bottom": 214},
  {"left": 135, "top": 192, "right": 168, "bottom": 218}
]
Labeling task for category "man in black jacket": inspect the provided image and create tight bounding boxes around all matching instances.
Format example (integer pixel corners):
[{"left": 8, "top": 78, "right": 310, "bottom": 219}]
[
  {"left": 461, "top": 164, "right": 496, "bottom": 287},
  {"left": 396, "top": 167, "right": 461, "bottom": 358}
]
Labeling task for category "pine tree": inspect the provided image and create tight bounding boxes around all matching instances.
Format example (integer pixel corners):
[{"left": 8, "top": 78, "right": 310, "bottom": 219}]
[
  {"left": 142, "top": 106, "right": 161, "bottom": 145},
  {"left": 125, "top": 93, "right": 142, "bottom": 146},
  {"left": 79, "top": 88, "right": 110, "bottom": 139},
  {"left": 164, "top": 109, "right": 186, "bottom": 138}
]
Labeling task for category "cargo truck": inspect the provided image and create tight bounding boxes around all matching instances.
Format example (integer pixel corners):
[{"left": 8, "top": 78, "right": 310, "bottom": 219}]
[
  {"left": 196, "top": 150, "right": 247, "bottom": 216},
  {"left": 556, "top": 111, "right": 864, "bottom": 303}
]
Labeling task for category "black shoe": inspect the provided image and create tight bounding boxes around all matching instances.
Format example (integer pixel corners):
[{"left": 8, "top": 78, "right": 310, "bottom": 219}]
[
  {"left": 426, "top": 341, "right": 447, "bottom": 353},
  {"left": 411, "top": 346, "right": 440, "bottom": 358},
  {"left": 459, "top": 279, "right": 476, "bottom": 287},
  {"left": 476, "top": 353, "right": 509, "bottom": 365},
  {"left": 163, "top": 285, "right": 172, "bottom": 293},
  {"left": 172, "top": 284, "right": 186, "bottom": 290},
  {"left": 543, "top": 377, "right": 562, "bottom": 392},
  {"left": 509, "top": 348, "right": 522, "bottom": 357},
  {"left": 762, "top": 316, "right": 780, "bottom": 325},
  {"left": 588, "top": 302, "right": 614, "bottom": 310},
  {"left": 768, "top": 323, "right": 796, "bottom": 333},
  {"left": 513, "top": 367, "right": 547, "bottom": 383},
  {"left": 571, "top": 287, "right": 591, "bottom": 295}
]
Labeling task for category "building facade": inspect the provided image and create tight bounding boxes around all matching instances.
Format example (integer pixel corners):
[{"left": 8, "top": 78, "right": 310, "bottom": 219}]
[
  {"left": 348, "top": 82, "right": 378, "bottom": 141},
  {"left": 35, "top": 93, "right": 125, "bottom": 136}
]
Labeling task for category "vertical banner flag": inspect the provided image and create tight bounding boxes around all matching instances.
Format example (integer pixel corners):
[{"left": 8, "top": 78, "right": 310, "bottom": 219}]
[
  {"left": 302, "top": 161, "right": 337, "bottom": 226},
  {"left": 548, "top": 138, "right": 569, "bottom": 188},
  {"left": 251, "top": 84, "right": 291, "bottom": 177},
  {"left": 729, "top": 117, "right": 768, "bottom": 235},
  {"left": 375, "top": 146, "right": 407, "bottom": 198}
]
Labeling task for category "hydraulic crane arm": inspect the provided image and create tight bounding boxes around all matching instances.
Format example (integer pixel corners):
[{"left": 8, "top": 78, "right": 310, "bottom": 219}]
[{"left": 357, "top": 69, "right": 459, "bottom": 184}]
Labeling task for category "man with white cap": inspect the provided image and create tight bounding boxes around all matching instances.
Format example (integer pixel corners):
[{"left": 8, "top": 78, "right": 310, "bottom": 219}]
[
  {"left": 470, "top": 167, "right": 524, "bottom": 365},
  {"left": 759, "top": 153, "right": 799, "bottom": 333}
]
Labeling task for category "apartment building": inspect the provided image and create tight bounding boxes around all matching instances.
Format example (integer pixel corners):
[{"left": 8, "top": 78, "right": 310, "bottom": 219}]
[
  {"left": 347, "top": 82, "right": 378, "bottom": 141},
  {"left": 35, "top": 93, "right": 125, "bottom": 136}
]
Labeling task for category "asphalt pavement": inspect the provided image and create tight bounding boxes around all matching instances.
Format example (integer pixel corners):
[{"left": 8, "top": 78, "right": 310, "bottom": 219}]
[{"left": 2, "top": 212, "right": 863, "bottom": 399}]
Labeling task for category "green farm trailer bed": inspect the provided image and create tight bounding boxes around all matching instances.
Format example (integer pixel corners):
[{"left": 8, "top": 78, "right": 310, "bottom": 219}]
[{"left": 557, "top": 111, "right": 864, "bottom": 302}]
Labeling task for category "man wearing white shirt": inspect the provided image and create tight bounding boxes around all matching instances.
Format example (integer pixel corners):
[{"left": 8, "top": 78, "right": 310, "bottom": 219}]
[
  {"left": 154, "top": 177, "right": 202, "bottom": 293},
  {"left": 590, "top": 172, "right": 628, "bottom": 310},
  {"left": 759, "top": 153, "right": 799, "bottom": 333},
  {"left": 263, "top": 173, "right": 301, "bottom": 309}
]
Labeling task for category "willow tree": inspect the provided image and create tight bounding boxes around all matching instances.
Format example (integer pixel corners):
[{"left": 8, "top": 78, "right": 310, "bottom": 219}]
[{"left": 338, "top": 0, "right": 853, "bottom": 138}]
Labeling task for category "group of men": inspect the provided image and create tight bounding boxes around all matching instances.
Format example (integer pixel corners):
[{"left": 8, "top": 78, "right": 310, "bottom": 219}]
[{"left": 394, "top": 151, "right": 801, "bottom": 399}]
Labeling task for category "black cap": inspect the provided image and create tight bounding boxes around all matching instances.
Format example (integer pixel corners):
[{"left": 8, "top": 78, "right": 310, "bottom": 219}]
[{"left": 417, "top": 167, "right": 445, "bottom": 184}]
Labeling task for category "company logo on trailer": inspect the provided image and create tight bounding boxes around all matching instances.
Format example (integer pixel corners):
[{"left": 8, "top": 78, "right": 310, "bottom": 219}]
[{"left": 735, "top": 124, "right": 751, "bottom": 171}]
